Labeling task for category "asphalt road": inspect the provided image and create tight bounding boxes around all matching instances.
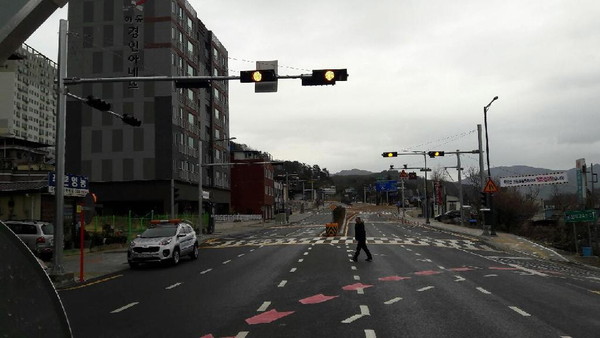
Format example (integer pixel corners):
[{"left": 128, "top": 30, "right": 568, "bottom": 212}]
[{"left": 59, "top": 211, "right": 600, "bottom": 337}]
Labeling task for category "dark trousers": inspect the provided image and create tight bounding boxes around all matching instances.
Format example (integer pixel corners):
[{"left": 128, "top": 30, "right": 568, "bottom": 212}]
[{"left": 353, "top": 240, "right": 372, "bottom": 260}]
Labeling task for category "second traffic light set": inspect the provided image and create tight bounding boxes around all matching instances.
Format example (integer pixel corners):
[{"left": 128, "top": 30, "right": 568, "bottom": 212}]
[
  {"left": 238, "top": 68, "right": 348, "bottom": 86},
  {"left": 381, "top": 151, "right": 445, "bottom": 158}
]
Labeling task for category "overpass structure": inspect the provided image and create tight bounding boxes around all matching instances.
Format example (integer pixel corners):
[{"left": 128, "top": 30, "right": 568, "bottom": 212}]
[{"left": 0, "top": 0, "right": 67, "bottom": 62}]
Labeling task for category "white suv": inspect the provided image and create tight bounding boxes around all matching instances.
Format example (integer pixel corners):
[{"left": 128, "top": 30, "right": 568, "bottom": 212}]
[{"left": 127, "top": 219, "right": 198, "bottom": 268}]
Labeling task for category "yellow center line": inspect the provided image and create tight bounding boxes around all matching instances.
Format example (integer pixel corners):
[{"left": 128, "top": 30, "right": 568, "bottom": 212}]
[{"left": 61, "top": 274, "right": 123, "bottom": 291}]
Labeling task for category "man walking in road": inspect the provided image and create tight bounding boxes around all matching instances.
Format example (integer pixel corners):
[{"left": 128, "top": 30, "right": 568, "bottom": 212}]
[{"left": 353, "top": 217, "right": 372, "bottom": 262}]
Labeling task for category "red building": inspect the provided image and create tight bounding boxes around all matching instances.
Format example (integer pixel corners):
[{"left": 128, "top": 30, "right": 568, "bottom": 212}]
[{"left": 230, "top": 151, "right": 275, "bottom": 219}]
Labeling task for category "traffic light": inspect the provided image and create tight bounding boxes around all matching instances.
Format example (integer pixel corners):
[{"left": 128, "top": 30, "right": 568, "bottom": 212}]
[
  {"left": 175, "top": 79, "right": 211, "bottom": 88},
  {"left": 240, "top": 69, "right": 277, "bottom": 83},
  {"left": 302, "top": 69, "right": 348, "bottom": 86},
  {"left": 174, "top": 187, "right": 180, "bottom": 201},
  {"left": 121, "top": 114, "right": 142, "bottom": 127},
  {"left": 427, "top": 151, "right": 445, "bottom": 158},
  {"left": 86, "top": 95, "right": 111, "bottom": 111},
  {"left": 382, "top": 152, "right": 398, "bottom": 157},
  {"left": 480, "top": 192, "right": 487, "bottom": 207}
]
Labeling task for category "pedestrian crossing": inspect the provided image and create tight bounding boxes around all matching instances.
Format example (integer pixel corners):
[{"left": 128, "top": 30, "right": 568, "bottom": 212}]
[{"left": 202, "top": 235, "right": 495, "bottom": 251}]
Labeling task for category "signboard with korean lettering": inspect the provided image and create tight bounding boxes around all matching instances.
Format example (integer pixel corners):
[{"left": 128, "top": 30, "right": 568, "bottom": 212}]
[{"left": 48, "top": 173, "right": 89, "bottom": 197}]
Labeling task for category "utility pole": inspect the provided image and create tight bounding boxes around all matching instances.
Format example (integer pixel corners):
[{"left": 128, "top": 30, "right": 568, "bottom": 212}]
[
  {"left": 478, "top": 124, "right": 489, "bottom": 236},
  {"left": 50, "top": 19, "right": 68, "bottom": 278}
]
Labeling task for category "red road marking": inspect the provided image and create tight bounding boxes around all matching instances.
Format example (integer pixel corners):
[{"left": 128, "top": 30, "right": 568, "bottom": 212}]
[
  {"left": 378, "top": 276, "right": 412, "bottom": 281},
  {"left": 245, "top": 309, "right": 295, "bottom": 325},
  {"left": 489, "top": 267, "right": 519, "bottom": 270},
  {"left": 448, "top": 267, "right": 474, "bottom": 272},
  {"left": 342, "top": 283, "right": 374, "bottom": 291},
  {"left": 299, "top": 294, "right": 339, "bottom": 304},
  {"left": 414, "top": 270, "right": 441, "bottom": 276}
]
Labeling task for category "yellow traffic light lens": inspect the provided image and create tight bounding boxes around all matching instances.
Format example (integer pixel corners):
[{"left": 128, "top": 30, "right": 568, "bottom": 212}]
[
  {"left": 434, "top": 152, "right": 440, "bottom": 156},
  {"left": 252, "top": 71, "right": 262, "bottom": 82},
  {"left": 386, "top": 153, "right": 393, "bottom": 157},
  {"left": 324, "top": 70, "right": 335, "bottom": 81}
]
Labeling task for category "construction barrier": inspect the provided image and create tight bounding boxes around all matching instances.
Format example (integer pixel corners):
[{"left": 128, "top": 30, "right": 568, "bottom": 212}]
[{"left": 325, "top": 223, "right": 338, "bottom": 237}]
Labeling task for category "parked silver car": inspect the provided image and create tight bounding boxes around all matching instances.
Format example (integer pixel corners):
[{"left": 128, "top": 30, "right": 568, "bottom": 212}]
[
  {"left": 127, "top": 219, "right": 198, "bottom": 268},
  {"left": 4, "top": 220, "right": 54, "bottom": 261}
]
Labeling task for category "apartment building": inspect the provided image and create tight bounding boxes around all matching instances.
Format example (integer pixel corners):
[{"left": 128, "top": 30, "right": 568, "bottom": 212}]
[
  {"left": 0, "top": 43, "right": 56, "bottom": 157},
  {"left": 65, "top": 0, "right": 231, "bottom": 215}
]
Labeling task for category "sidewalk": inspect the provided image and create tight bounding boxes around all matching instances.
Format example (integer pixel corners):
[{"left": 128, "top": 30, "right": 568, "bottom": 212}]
[
  {"left": 54, "top": 212, "right": 315, "bottom": 288},
  {"left": 401, "top": 214, "right": 600, "bottom": 270}
]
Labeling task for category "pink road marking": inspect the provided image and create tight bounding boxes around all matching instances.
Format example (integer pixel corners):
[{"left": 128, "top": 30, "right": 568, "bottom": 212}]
[
  {"left": 299, "top": 294, "right": 339, "bottom": 304},
  {"left": 414, "top": 270, "right": 441, "bottom": 276},
  {"left": 378, "top": 276, "right": 412, "bottom": 281},
  {"left": 448, "top": 267, "right": 474, "bottom": 272},
  {"left": 342, "top": 283, "right": 374, "bottom": 291},
  {"left": 199, "top": 335, "right": 214, "bottom": 338},
  {"left": 489, "top": 267, "right": 519, "bottom": 270},
  {"left": 245, "top": 309, "right": 295, "bottom": 325}
]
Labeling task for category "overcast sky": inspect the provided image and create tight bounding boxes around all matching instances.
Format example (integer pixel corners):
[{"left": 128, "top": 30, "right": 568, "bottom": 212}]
[{"left": 26, "top": 1, "right": 600, "bottom": 177}]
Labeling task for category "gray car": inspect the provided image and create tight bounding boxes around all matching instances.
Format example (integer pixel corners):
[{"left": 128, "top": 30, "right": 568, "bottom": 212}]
[
  {"left": 4, "top": 220, "right": 54, "bottom": 261},
  {"left": 127, "top": 219, "right": 199, "bottom": 268}
]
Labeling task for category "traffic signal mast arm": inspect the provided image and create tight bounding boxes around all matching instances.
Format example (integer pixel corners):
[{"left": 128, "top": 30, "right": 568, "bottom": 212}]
[{"left": 66, "top": 92, "right": 141, "bottom": 127}]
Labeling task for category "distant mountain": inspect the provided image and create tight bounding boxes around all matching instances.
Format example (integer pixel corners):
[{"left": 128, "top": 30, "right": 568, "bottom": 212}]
[{"left": 333, "top": 169, "right": 374, "bottom": 176}]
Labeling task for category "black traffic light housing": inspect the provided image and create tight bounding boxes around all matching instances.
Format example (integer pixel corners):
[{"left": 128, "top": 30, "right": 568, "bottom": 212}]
[
  {"left": 86, "top": 95, "right": 111, "bottom": 111},
  {"left": 240, "top": 69, "right": 277, "bottom": 83},
  {"left": 480, "top": 192, "right": 487, "bottom": 207},
  {"left": 428, "top": 151, "right": 445, "bottom": 158},
  {"left": 382, "top": 152, "right": 398, "bottom": 157},
  {"left": 122, "top": 114, "right": 142, "bottom": 127},
  {"left": 174, "top": 187, "right": 180, "bottom": 201},
  {"left": 302, "top": 69, "right": 348, "bottom": 86}
]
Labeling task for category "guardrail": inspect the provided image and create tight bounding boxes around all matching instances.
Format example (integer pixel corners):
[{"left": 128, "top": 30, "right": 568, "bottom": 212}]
[{"left": 214, "top": 214, "right": 262, "bottom": 222}]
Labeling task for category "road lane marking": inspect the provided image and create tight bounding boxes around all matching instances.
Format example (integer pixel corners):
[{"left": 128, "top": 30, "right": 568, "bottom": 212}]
[
  {"left": 111, "top": 302, "right": 139, "bottom": 314},
  {"left": 476, "top": 287, "right": 491, "bottom": 294},
  {"left": 257, "top": 301, "right": 271, "bottom": 312},
  {"left": 508, "top": 264, "right": 548, "bottom": 277},
  {"left": 384, "top": 297, "right": 403, "bottom": 305},
  {"left": 509, "top": 306, "right": 531, "bottom": 316},
  {"left": 484, "top": 274, "right": 498, "bottom": 277},
  {"left": 303, "top": 252, "right": 309, "bottom": 255},
  {"left": 237, "top": 253, "right": 245, "bottom": 257},
  {"left": 341, "top": 305, "right": 371, "bottom": 324},
  {"left": 354, "top": 275, "right": 361, "bottom": 280},
  {"left": 365, "top": 329, "right": 377, "bottom": 338},
  {"left": 360, "top": 305, "right": 370, "bottom": 315},
  {"left": 235, "top": 332, "right": 249, "bottom": 338},
  {"left": 165, "top": 282, "right": 182, "bottom": 290},
  {"left": 61, "top": 274, "right": 123, "bottom": 291},
  {"left": 278, "top": 280, "right": 287, "bottom": 287},
  {"left": 351, "top": 266, "right": 357, "bottom": 270},
  {"left": 417, "top": 286, "right": 434, "bottom": 292},
  {"left": 454, "top": 275, "right": 466, "bottom": 282},
  {"left": 223, "top": 260, "right": 231, "bottom": 265},
  {"left": 298, "top": 259, "right": 304, "bottom": 263},
  {"left": 290, "top": 268, "right": 297, "bottom": 273},
  {"left": 200, "top": 268, "right": 212, "bottom": 274}
]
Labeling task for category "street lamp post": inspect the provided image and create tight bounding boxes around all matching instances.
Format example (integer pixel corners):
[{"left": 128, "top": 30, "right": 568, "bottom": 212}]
[
  {"left": 483, "top": 96, "right": 499, "bottom": 236},
  {"left": 198, "top": 136, "right": 235, "bottom": 234}
]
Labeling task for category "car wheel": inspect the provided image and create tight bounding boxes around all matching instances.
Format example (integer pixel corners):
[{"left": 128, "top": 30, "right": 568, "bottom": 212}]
[
  {"left": 171, "top": 248, "right": 180, "bottom": 265},
  {"left": 190, "top": 243, "right": 199, "bottom": 260}
]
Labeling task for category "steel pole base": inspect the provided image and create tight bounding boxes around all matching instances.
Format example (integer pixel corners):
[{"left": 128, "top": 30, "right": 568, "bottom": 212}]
[{"left": 482, "top": 224, "right": 491, "bottom": 236}]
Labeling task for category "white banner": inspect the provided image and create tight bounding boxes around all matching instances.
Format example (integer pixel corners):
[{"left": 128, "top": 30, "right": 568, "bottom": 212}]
[{"left": 499, "top": 172, "right": 568, "bottom": 187}]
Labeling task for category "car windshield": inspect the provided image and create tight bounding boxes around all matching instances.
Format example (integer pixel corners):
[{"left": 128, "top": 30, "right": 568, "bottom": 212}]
[
  {"left": 140, "top": 226, "right": 177, "bottom": 238},
  {"left": 41, "top": 224, "right": 54, "bottom": 234}
]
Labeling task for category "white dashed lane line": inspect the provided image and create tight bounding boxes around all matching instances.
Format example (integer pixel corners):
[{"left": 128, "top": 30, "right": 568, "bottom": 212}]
[
  {"left": 278, "top": 280, "right": 288, "bottom": 288},
  {"left": 257, "top": 301, "right": 271, "bottom": 312},
  {"left": 165, "top": 282, "right": 182, "bottom": 290},
  {"left": 509, "top": 306, "right": 531, "bottom": 317},
  {"left": 110, "top": 302, "right": 139, "bottom": 314}
]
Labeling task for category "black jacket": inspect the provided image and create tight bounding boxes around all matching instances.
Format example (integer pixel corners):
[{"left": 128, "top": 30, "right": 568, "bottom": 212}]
[{"left": 354, "top": 220, "right": 366, "bottom": 241}]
